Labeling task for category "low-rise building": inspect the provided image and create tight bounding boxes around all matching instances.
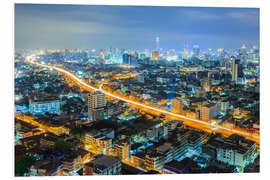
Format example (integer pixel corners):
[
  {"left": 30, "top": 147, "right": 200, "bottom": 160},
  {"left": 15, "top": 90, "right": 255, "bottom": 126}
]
[{"left": 84, "top": 155, "right": 121, "bottom": 175}]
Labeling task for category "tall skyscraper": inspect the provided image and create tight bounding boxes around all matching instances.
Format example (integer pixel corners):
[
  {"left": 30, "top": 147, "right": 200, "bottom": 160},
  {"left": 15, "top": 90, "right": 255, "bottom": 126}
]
[
  {"left": 156, "top": 37, "right": 160, "bottom": 51},
  {"left": 99, "top": 50, "right": 105, "bottom": 64},
  {"left": 88, "top": 91, "right": 106, "bottom": 121},
  {"left": 240, "top": 44, "right": 248, "bottom": 63},
  {"left": 231, "top": 58, "right": 241, "bottom": 82},
  {"left": 240, "top": 44, "right": 247, "bottom": 55},
  {"left": 192, "top": 45, "right": 200, "bottom": 57},
  {"left": 182, "top": 42, "right": 188, "bottom": 60},
  {"left": 122, "top": 53, "right": 131, "bottom": 64}
]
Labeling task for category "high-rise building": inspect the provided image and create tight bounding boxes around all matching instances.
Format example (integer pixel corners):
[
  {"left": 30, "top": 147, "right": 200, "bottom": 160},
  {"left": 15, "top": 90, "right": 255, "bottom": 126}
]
[
  {"left": 182, "top": 42, "right": 188, "bottom": 60},
  {"left": 171, "top": 97, "right": 184, "bottom": 114},
  {"left": 122, "top": 53, "right": 131, "bottom": 64},
  {"left": 99, "top": 50, "right": 105, "bottom": 64},
  {"left": 152, "top": 51, "right": 159, "bottom": 60},
  {"left": 200, "top": 103, "right": 218, "bottom": 122},
  {"left": 192, "top": 45, "right": 200, "bottom": 57},
  {"left": 156, "top": 37, "right": 160, "bottom": 51},
  {"left": 231, "top": 58, "right": 240, "bottom": 82},
  {"left": 88, "top": 91, "right": 106, "bottom": 121},
  {"left": 240, "top": 44, "right": 247, "bottom": 55},
  {"left": 240, "top": 45, "right": 248, "bottom": 63}
]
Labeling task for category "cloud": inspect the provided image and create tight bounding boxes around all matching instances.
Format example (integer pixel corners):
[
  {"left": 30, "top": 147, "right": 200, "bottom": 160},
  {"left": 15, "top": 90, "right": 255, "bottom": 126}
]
[
  {"left": 182, "top": 9, "right": 221, "bottom": 20},
  {"left": 226, "top": 10, "right": 259, "bottom": 27}
]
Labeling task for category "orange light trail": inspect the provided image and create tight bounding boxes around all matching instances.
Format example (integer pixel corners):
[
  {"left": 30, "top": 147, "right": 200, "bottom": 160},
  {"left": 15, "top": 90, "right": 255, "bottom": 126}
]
[{"left": 27, "top": 59, "right": 259, "bottom": 144}]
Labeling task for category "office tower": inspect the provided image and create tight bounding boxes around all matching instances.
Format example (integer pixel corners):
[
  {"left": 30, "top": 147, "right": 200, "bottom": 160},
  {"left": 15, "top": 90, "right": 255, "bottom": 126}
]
[
  {"left": 152, "top": 51, "right": 159, "bottom": 60},
  {"left": 192, "top": 45, "right": 200, "bottom": 57},
  {"left": 156, "top": 37, "right": 160, "bottom": 51},
  {"left": 122, "top": 53, "right": 131, "bottom": 64},
  {"left": 240, "top": 44, "right": 248, "bottom": 63},
  {"left": 251, "top": 45, "right": 260, "bottom": 62},
  {"left": 240, "top": 44, "right": 247, "bottom": 55},
  {"left": 88, "top": 91, "right": 106, "bottom": 121},
  {"left": 217, "top": 48, "right": 225, "bottom": 58},
  {"left": 100, "top": 50, "right": 105, "bottom": 60},
  {"left": 231, "top": 58, "right": 241, "bottom": 82},
  {"left": 182, "top": 42, "right": 188, "bottom": 60},
  {"left": 171, "top": 97, "right": 184, "bottom": 114}
]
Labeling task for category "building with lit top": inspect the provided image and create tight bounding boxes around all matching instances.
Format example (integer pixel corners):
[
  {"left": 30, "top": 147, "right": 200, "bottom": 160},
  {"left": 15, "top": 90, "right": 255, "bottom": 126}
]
[
  {"left": 152, "top": 51, "right": 159, "bottom": 60},
  {"left": 200, "top": 103, "right": 218, "bottom": 122},
  {"left": 232, "top": 58, "right": 240, "bottom": 83},
  {"left": 113, "top": 139, "right": 130, "bottom": 160},
  {"left": 171, "top": 97, "right": 184, "bottom": 114},
  {"left": 88, "top": 91, "right": 106, "bottom": 121},
  {"left": 182, "top": 42, "right": 188, "bottom": 60},
  {"left": 156, "top": 37, "right": 160, "bottom": 51}
]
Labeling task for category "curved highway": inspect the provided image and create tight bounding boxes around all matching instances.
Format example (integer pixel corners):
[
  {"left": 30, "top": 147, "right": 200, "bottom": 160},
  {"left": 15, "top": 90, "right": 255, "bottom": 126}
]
[{"left": 28, "top": 60, "right": 259, "bottom": 144}]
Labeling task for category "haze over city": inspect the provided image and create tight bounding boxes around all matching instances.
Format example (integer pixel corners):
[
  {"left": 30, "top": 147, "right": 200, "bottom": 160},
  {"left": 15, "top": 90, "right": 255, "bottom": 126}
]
[{"left": 15, "top": 4, "right": 259, "bottom": 50}]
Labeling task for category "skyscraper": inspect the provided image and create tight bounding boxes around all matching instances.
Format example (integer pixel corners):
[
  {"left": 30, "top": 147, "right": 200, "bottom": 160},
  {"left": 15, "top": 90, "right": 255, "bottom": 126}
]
[
  {"left": 88, "top": 91, "right": 106, "bottom": 121},
  {"left": 240, "top": 44, "right": 247, "bottom": 55},
  {"left": 182, "top": 42, "right": 188, "bottom": 60},
  {"left": 122, "top": 53, "right": 131, "bottom": 64},
  {"left": 231, "top": 58, "right": 240, "bottom": 82},
  {"left": 240, "top": 44, "right": 247, "bottom": 63},
  {"left": 152, "top": 51, "right": 159, "bottom": 60},
  {"left": 156, "top": 37, "right": 160, "bottom": 51},
  {"left": 192, "top": 45, "right": 200, "bottom": 58}
]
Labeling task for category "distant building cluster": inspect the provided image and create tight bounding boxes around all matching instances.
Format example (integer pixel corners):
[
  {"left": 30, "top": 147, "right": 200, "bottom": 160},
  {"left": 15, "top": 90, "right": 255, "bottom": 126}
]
[{"left": 14, "top": 40, "right": 259, "bottom": 176}]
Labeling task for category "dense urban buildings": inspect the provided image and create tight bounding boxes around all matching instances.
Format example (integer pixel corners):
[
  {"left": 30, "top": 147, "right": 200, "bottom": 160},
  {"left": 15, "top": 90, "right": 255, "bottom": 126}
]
[{"left": 14, "top": 4, "right": 260, "bottom": 177}]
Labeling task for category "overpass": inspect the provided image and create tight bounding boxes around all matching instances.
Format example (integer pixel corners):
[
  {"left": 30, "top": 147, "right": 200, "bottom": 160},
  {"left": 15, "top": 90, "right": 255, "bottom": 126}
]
[{"left": 26, "top": 59, "right": 260, "bottom": 145}]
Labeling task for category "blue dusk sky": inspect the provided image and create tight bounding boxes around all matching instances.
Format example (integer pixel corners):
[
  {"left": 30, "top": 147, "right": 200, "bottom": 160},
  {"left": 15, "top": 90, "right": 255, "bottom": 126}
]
[{"left": 15, "top": 4, "right": 260, "bottom": 51}]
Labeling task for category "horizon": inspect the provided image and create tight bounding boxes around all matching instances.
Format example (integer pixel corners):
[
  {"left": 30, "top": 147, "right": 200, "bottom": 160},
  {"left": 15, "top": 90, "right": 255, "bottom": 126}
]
[{"left": 15, "top": 4, "right": 260, "bottom": 51}]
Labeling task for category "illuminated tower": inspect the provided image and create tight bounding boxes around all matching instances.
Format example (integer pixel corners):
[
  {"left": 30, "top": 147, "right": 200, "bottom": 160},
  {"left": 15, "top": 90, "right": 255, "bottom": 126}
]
[
  {"left": 99, "top": 50, "right": 105, "bottom": 64},
  {"left": 122, "top": 53, "right": 131, "bottom": 64},
  {"left": 88, "top": 91, "right": 106, "bottom": 121},
  {"left": 182, "top": 41, "right": 188, "bottom": 60},
  {"left": 240, "top": 44, "right": 247, "bottom": 55},
  {"left": 152, "top": 51, "right": 159, "bottom": 60},
  {"left": 156, "top": 37, "right": 160, "bottom": 51},
  {"left": 192, "top": 45, "right": 200, "bottom": 57},
  {"left": 231, "top": 58, "right": 240, "bottom": 82}
]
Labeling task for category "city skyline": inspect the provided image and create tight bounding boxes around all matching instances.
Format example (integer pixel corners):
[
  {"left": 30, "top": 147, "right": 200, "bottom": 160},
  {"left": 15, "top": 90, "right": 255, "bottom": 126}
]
[
  {"left": 14, "top": 3, "right": 260, "bottom": 176},
  {"left": 15, "top": 4, "right": 259, "bottom": 50}
]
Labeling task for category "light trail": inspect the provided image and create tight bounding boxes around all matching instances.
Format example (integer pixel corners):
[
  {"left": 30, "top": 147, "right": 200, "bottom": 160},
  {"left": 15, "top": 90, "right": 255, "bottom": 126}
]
[{"left": 28, "top": 60, "right": 259, "bottom": 143}]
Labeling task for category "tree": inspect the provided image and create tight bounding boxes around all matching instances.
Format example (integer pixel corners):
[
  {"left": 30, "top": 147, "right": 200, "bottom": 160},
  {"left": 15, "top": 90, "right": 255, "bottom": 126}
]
[
  {"left": 53, "top": 140, "right": 72, "bottom": 153},
  {"left": 15, "top": 154, "right": 35, "bottom": 176}
]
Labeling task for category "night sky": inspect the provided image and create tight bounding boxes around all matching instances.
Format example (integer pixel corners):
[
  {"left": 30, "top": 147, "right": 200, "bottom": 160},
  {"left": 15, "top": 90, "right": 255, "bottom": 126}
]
[{"left": 15, "top": 4, "right": 260, "bottom": 51}]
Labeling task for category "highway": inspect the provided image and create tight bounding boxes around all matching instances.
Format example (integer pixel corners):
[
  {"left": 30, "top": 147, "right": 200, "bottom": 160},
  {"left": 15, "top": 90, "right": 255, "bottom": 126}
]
[{"left": 27, "top": 59, "right": 260, "bottom": 145}]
